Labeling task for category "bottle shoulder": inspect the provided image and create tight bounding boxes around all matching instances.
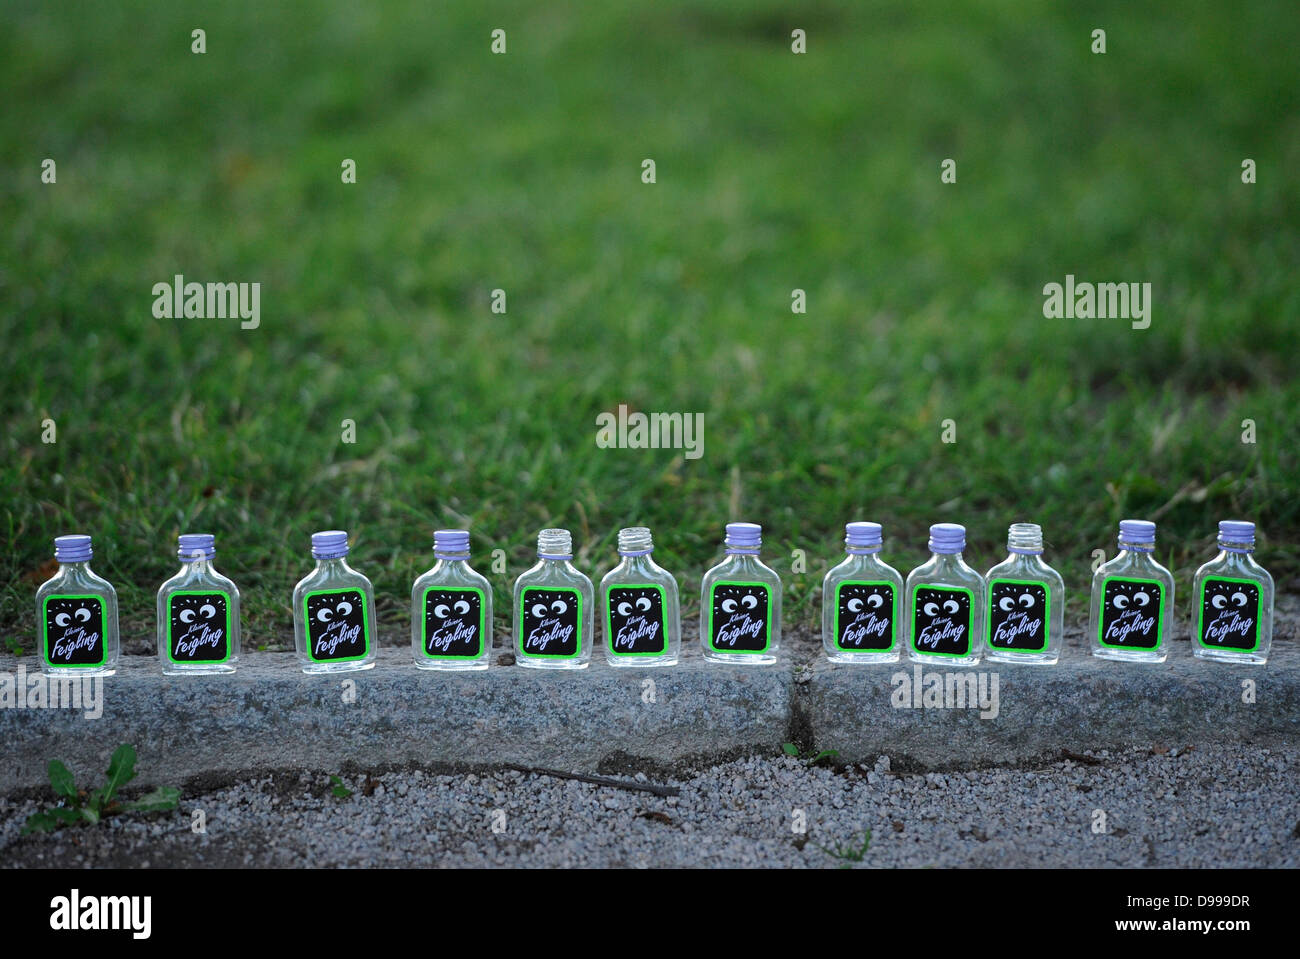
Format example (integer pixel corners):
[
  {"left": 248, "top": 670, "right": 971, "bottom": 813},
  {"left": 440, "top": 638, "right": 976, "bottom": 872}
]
[{"left": 824, "top": 554, "right": 902, "bottom": 586}]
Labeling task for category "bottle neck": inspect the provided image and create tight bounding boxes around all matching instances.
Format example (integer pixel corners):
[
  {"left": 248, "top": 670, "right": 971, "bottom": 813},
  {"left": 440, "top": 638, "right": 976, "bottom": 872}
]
[
  {"left": 615, "top": 552, "right": 660, "bottom": 577},
  {"left": 314, "top": 556, "right": 351, "bottom": 574},
  {"left": 538, "top": 556, "right": 577, "bottom": 574},
  {"left": 178, "top": 557, "right": 214, "bottom": 576},
  {"left": 1213, "top": 548, "right": 1255, "bottom": 571},
  {"left": 929, "top": 550, "right": 967, "bottom": 573}
]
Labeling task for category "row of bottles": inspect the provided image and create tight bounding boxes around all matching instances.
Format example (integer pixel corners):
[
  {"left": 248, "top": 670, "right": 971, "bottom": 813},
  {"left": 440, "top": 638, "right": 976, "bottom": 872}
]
[{"left": 34, "top": 518, "right": 1274, "bottom": 675}]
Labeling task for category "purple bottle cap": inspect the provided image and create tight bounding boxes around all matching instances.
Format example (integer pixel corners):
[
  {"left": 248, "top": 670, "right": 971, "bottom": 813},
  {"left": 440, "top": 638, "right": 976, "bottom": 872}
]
[
  {"left": 311, "top": 530, "right": 349, "bottom": 559},
  {"left": 845, "top": 522, "right": 883, "bottom": 553},
  {"left": 725, "top": 522, "right": 762, "bottom": 552},
  {"left": 178, "top": 533, "right": 216, "bottom": 562},
  {"left": 1218, "top": 520, "right": 1255, "bottom": 548},
  {"left": 54, "top": 534, "right": 93, "bottom": 563},
  {"left": 434, "top": 529, "right": 470, "bottom": 557},
  {"left": 928, "top": 523, "right": 966, "bottom": 554},
  {"left": 1118, "top": 519, "right": 1156, "bottom": 546}
]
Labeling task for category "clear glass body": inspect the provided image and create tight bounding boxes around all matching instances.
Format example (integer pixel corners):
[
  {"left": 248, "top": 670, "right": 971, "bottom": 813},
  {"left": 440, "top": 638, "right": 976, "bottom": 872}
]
[
  {"left": 983, "top": 552, "right": 1065, "bottom": 665},
  {"left": 600, "top": 552, "right": 681, "bottom": 667},
  {"left": 700, "top": 552, "right": 783, "bottom": 665},
  {"left": 36, "top": 561, "right": 120, "bottom": 676},
  {"left": 156, "top": 558, "right": 241, "bottom": 675},
  {"left": 821, "top": 551, "right": 903, "bottom": 664},
  {"left": 292, "top": 556, "right": 378, "bottom": 674},
  {"left": 1191, "top": 545, "right": 1273, "bottom": 665},
  {"left": 513, "top": 557, "right": 594, "bottom": 669},
  {"left": 1089, "top": 543, "right": 1175, "bottom": 663},
  {"left": 411, "top": 552, "right": 493, "bottom": 671},
  {"left": 905, "top": 551, "right": 986, "bottom": 666}
]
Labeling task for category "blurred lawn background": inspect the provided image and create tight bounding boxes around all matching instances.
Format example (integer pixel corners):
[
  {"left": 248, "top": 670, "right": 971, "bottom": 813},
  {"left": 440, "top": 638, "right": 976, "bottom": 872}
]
[{"left": 2, "top": 0, "right": 1297, "bottom": 647}]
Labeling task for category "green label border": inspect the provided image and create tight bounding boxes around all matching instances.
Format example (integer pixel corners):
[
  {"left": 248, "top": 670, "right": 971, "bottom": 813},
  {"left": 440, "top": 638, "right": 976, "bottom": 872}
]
[
  {"left": 908, "top": 584, "right": 976, "bottom": 659},
  {"left": 518, "top": 586, "right": 583, "bottom": 659},
  {"left": 831, "top": 580, "right": 898, "bottom": 653},
  {"left": 165, "top": 588, "right": 233, "bottom": 665},
  {"left": 419, "top": 585, "right": 486, "bottom": 660},
  {"left": 604, "top": 582, "right": 669, "bottom": 657},
  {"left": 984, "top": 578, "right": 1050, "bottom": 653},
  {"left": 303, "top": 587, "right": 372, "bottom": 664},
  {"left": 1095, "top": 576, "right": 1166, "bottom": 650},
  {"left": 705, "top": 580, "right": 773, "bottom": 655},
  {"left": 41, "top": 594, "right": 108, "bottom": 668},
  {"left": 1194, "top": 576, "right": 1261, "bottom": 653}
]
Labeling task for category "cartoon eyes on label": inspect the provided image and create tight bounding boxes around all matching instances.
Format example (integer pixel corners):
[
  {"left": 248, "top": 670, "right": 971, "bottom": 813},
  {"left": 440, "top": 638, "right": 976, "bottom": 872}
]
[
  {"left": 847, "top": 594, "right": 885, "bottom": 613},
  {"left": 530, "top": 599, "right": 567, "bottom": 618},
  {"left": 617, "top": 597, "right": 652, "bottom": 616},
  {"left": 316, "top": 599, "right": 354, "bottom": 623},
  {"left": 923, "top": 599, "right": 961, "bottom": 616},
  {"left": 54, "top": 606, "right": 93, "bottom": 628},
  {"left": 1211, "top": 591, "right": 1249, "bottom": 609},
  {"left": 178, "top": 603, "right": 217, "bottom": 623},
  {"left": 998, "top": 593, "right": 1036, "bottom": 612},
  {"left": 1111, "top": 590, "right": 1150, "bottom": 611},
  {"left": 721, "top": 598, "right": 737, "bottom": 613},
  {"left": 432, "top": 600, "right": 472, "bottom": 619}
]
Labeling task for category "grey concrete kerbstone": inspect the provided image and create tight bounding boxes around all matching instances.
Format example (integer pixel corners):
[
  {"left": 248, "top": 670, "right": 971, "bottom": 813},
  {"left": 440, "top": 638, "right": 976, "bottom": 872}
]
[
  {"left": 805, "top": 642, "right": 1300, "bottom": 768},
  {"left": 2, "top": 640, "right": 1297, "bottom": 789},
  {"left": 0, "top": 645, "right": 791, "bottom": 790}
]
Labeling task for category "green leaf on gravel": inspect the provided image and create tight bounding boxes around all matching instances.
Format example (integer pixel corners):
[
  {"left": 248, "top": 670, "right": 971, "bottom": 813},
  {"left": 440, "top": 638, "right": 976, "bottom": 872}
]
[
  {"left": 47, "top": 760, "right": 77, "bottom": 800},
  {"left": 781, "top": 743, "right": 800, "bottom": 757},
  {"left": 121, "top": 786, "right": 181, "bottom": 813}
]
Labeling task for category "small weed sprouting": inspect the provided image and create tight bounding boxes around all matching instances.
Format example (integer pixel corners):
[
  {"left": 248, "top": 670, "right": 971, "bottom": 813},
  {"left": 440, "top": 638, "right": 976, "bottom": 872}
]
[
  {"left": 818, "top": 830, "right": 872, "bottom": 868},
  {"left": 328, "top": 774, "right": 353, "bottom": 799},
  {"left": 22, "top": 744, "right": 180, "bottom": 834},
  {"left": 781, "top": 743, "right": 839, "bottom": 766}
]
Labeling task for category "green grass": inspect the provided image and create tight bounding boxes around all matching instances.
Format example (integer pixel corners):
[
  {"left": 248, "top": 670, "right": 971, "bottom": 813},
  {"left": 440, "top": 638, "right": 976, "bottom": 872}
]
[{"left": 2, "top": 0, "right": 1297, "bottom": 646}]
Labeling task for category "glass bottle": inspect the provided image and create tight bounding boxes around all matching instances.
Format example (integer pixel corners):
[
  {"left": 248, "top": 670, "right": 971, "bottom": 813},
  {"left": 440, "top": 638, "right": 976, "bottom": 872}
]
[
  {"left": 411, "top": 529, "right": 492, "bottom": 671},
  {"left": 984, "top": 523, "right": 1064, "bottom": 665},
  {"left": 514, "top": 528, "right": 593, "bottom": 669},
  {"left": 292, "top": 530, "right": 377, "bottom": 674},
  {"left": 1089, "top": 519, "right": 1174, "bottom": 663},
  {"left": 157, "top": 533, "right": 241, "bottom": 675},
  {"left": 821, "top": 522, "right": 903, "bottom": 664},
  {"left": 700, "top": 522, "right": 783, "bottom": 665},
  {"left": 905, "top": 524, "right": 985, "bottom": 666},
  {"left": 1192, "top": 520, "right": 1273, "bottom": 665},
  {"left": 36, "top": 534, "right": 119, "bottom": 676},
  {"left": 600, "top": 526, "right": 680, "bottom": 667}
]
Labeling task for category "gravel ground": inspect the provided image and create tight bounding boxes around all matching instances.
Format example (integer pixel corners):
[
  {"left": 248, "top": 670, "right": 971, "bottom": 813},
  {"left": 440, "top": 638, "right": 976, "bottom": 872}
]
[{"left": 3, "top": 744, "right": 1296, "bottom": 868}]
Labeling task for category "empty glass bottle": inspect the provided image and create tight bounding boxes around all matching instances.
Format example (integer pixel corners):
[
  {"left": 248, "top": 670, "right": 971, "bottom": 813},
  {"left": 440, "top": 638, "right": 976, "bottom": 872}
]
[
  {"left": 700, "top": 522, "right": 782, "bottom": 665},
  {"left": 906, "top": 524, "right": 985, "bottom": 666},
  {"left": 821, "top": 522, "right": 902, "bottom": 664},
  {"left": 1089, "top": 519, "right": 1173, "bottom": 663},
  {"left": 292, "top": 530, "right": 377, "bottom": 674},
  {"left": 984, "top": 523, "right": 1064, "bottom": 665},
  {"left": 411, "top": 529, "right": 492, "bottom": 671},
  {"left": 36, "top": 534, "right": 119, "bottom": 676},
  {"left": 514, "top": 528, "right": 593, "bottom": 669},
  {"left": 1192, "top": 520, "right": 1273, "bottom": 665},
  {"left": 157, "top": 533, "right": 241, "bottom": 675},
  {"left": 600, "top": 526, "right": 680, "bottom": 667}
]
